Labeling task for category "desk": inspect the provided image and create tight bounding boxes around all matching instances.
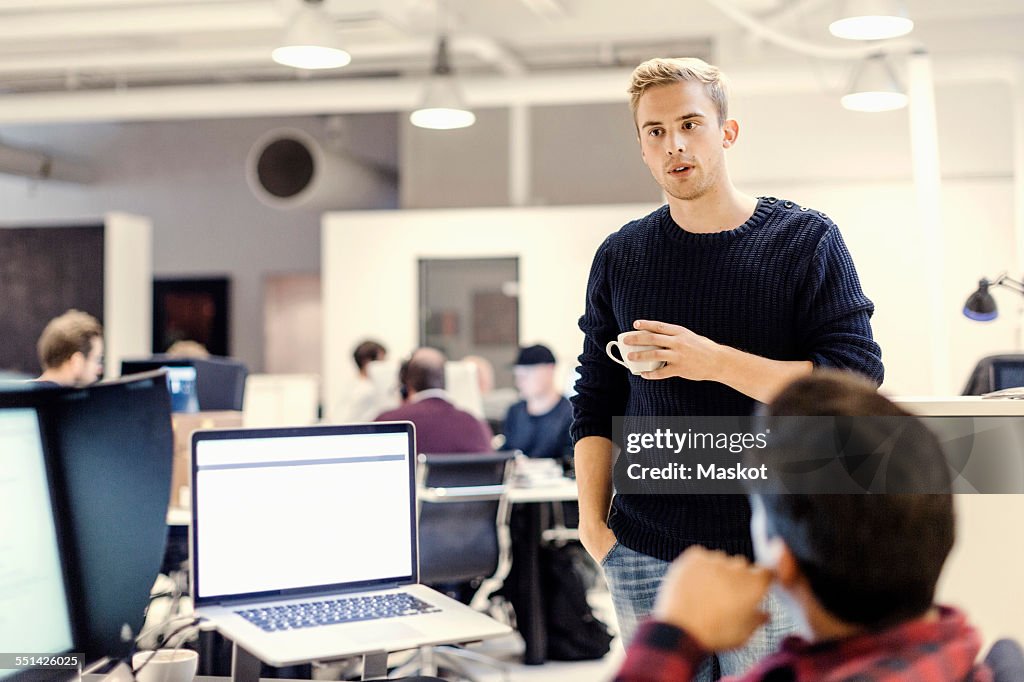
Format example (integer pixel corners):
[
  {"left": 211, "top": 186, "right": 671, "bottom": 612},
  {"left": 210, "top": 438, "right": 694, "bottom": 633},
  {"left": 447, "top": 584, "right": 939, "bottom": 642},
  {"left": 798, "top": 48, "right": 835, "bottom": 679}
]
[{"left": 504, "top": 477, "right": 579, "bottom": 666}]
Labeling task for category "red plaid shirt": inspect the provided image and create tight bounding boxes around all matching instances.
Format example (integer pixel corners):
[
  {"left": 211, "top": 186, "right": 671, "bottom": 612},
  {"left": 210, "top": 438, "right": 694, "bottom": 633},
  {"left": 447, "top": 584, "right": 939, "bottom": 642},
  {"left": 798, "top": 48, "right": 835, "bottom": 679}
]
[{"left": 616, "top": 606, "right": 992, "bottom": 681}]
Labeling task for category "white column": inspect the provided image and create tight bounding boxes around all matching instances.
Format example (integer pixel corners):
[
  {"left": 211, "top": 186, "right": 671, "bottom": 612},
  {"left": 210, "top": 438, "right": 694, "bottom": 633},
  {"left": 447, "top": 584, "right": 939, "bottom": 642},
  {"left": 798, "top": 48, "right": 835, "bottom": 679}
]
[
  {"left": 509, "top": 104, "right": 531, "bottom": 206},
  {"left": 1012, "top": 60, "right": 1024, "bottom": 349},
  {"left": 103, "top": 212, "right": 152, "bottom": 378},
  {"left": 906, "top": 50, "right": 951, "bottom": 394}
]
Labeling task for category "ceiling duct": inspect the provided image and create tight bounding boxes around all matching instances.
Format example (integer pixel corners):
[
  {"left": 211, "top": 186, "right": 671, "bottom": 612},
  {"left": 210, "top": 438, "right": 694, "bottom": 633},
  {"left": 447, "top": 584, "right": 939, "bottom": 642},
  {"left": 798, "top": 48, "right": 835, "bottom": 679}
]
[
  {"left": 0, "top": 141, "right": 94, "bottom": 183},
  {"left": 245, "top": 127, "right": 393, "bottom": 210}
]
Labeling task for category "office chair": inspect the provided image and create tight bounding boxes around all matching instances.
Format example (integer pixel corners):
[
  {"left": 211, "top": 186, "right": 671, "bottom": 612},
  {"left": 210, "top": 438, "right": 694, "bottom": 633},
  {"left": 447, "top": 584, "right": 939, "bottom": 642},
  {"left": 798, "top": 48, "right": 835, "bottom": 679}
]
[
  {"left": 394, "top": 452, "right": 515, "bottom": 681},
  {"left": 961, "top": 354, "right": 1024, "bottom": 395}
]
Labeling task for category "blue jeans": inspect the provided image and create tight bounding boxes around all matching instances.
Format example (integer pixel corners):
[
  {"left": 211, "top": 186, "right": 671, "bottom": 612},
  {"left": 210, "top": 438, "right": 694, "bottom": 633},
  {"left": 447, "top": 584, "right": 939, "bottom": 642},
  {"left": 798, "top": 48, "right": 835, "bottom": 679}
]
[{"left": 601, "top": 541, "right": 796, "bottom": 681}]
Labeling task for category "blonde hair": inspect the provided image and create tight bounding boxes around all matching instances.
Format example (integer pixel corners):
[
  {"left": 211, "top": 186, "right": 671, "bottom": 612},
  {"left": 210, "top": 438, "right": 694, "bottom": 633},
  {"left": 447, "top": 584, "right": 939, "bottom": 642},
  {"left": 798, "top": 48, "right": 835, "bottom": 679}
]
[
  {"left": 37, "top": 309, "right": 102, "bottom": 370},
  {"left": 628, "top": 57, "right": 730, "bottom": 125}
]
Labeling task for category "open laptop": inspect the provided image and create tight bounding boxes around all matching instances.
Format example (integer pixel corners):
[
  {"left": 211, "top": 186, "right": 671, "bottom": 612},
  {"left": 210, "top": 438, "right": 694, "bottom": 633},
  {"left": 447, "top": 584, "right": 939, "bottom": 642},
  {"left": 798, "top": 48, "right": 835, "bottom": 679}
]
[{"left": 189, "top": 421, "right": 511, "bottom": 667}]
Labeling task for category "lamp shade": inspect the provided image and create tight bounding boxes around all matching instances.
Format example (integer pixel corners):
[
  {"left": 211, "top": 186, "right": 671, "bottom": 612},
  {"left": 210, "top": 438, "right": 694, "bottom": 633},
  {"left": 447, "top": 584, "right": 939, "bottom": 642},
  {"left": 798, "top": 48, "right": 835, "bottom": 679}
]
[
  {"left": 410, "top": 37, "right": 475, "bottom": 130},
  {"left": 829, "top": 0, "right": 914, "bottom": 40},
  {"left": 963, "top": 279, "right": 998, "bottom": 322},
  {"left": 841, "top": 54, "right": 908, "bottom": 112},
  {"left": 410, "top": 75, "right": 476, "bottom": 130},
  {"left": 272, "top": 3, "right": 351, "bottom": 70}
]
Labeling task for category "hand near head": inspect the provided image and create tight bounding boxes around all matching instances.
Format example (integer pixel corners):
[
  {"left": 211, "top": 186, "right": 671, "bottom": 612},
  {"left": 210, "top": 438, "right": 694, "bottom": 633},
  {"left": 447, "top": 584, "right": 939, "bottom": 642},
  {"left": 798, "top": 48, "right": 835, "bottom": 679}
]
[
  {"left": 625, "top": 319, "right": 722, "bottom": 382},
  {"left": 654, "top": 546, "right": 773, "bottom": 652}
]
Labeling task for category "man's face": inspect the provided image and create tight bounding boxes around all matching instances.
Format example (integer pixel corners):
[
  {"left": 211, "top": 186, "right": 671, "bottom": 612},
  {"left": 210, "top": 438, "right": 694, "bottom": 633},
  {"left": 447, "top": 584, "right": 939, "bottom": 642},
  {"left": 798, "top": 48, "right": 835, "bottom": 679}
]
[
  {"left": 75, "top": 337, "right": 104, "bottom": 386},
  {"left": 636, "top": 81, "right": 735, "bottom": 203},
  {"left": 514, "top": 364, "right": 554, "bottom": 401}
]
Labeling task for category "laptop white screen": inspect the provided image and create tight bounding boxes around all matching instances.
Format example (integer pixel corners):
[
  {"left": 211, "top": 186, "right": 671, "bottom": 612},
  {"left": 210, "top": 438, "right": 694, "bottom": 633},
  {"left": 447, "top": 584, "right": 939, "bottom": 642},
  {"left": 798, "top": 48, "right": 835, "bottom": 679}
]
[
  {"left": 0, "top": 408, "right": 74, "bottom": 674},
  {"left": 193, "top": 429, "right": 414, "bottom": 600}
]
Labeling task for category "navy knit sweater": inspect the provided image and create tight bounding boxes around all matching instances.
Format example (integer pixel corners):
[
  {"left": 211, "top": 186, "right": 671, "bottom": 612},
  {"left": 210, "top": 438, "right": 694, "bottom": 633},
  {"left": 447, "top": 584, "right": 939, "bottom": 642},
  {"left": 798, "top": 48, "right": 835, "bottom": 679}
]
[{"left": 570, "top": 197, "right": 884, "bottom": 561}]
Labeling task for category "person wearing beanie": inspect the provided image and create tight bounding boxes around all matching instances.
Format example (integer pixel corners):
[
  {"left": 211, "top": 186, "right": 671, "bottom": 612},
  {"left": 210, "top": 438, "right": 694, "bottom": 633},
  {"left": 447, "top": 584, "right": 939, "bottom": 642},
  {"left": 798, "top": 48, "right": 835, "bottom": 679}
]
[{"left": 504, "top": 344, "right": 573, "bottom": 466}]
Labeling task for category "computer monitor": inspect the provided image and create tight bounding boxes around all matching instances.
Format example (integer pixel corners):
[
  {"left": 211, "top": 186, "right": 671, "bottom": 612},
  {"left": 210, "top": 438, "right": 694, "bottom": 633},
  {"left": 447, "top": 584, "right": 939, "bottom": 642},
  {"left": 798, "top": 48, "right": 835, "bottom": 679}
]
[
  {"left": 0, "top": 404, "right": 77, "bottom": 680},
  {"left": 121, "top": 355, "right": 248, "bottom": 411},
  {"left": 46, "top": 373, "right": 175, "bottom": 660}
]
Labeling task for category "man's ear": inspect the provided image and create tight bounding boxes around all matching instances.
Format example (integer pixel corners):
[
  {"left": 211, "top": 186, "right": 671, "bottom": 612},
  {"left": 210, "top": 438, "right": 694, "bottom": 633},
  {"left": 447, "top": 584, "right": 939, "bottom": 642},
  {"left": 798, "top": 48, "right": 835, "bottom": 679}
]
[
  {"left": 773, "top": 542, "right": 802, "bottom": 588},
  {"left": 722, "top": 119, "right": 739, "bottom": 149},
  {"left": 68, "top": 351, "right": 85, "bottom": 372}
]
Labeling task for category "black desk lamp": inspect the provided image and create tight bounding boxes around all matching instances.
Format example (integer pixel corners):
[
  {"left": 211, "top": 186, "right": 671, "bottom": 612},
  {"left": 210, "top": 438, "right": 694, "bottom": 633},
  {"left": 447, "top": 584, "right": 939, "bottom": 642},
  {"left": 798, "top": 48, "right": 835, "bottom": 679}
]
[{"left": 963, "top": 273, "right": 1024, "bottom": 321}]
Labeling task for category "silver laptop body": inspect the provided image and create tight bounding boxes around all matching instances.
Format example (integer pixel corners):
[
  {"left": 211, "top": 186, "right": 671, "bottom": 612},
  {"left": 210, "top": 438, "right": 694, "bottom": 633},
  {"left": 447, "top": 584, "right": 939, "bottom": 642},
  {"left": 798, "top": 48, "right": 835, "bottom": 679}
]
[{"left": 189, "top": 421, "right": 510, "bottom": 667}]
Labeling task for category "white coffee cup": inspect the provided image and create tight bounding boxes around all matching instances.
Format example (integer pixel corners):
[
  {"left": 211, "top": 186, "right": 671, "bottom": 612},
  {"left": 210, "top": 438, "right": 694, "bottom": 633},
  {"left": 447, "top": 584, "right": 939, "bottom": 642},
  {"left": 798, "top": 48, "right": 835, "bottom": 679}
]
[
  {"left": 132, "top": 649, "right": 199, "bottom": 682},
  {"left": 605, "top": 331, "right": 666, "bottom": 375}
]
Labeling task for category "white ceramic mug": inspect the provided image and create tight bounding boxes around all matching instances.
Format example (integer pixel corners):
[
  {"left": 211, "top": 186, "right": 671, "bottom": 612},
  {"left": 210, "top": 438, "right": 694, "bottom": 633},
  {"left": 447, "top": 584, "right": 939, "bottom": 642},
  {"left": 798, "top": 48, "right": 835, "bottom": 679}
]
[
  {"left": 605, "top": 331, "right": 666, "bottom": 375},
  {"left": 132, "top": 649, "right": 199, "bottom": 682}
]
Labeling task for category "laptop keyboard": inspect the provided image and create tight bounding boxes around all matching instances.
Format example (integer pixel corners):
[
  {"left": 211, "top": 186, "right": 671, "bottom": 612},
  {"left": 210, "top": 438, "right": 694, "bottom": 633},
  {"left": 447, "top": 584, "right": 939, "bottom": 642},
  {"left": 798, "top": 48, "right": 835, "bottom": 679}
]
[{"left": 235, "top": 592, "right": 442, "bottom": 632}]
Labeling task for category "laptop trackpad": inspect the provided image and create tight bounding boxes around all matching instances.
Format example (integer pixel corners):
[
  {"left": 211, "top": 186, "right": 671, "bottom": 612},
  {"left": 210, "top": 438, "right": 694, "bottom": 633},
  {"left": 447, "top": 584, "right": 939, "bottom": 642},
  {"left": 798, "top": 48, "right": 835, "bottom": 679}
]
[{"left": 348, "top": 621, "right": 423, "bottom": 644}]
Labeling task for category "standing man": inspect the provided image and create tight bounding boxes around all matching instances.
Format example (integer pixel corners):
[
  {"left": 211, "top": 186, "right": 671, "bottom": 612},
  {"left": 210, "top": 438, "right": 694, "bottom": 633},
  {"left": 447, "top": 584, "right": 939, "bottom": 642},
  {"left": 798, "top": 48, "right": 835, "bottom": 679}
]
[
  {"left": 35, "top": 309, "right": 105, "bottom": 387},
  {"left": 571, "top": 58, "right": 883, "bottom": 677},
  {"left": 504, "top": 344, "right": 573, "bottom": 463}
]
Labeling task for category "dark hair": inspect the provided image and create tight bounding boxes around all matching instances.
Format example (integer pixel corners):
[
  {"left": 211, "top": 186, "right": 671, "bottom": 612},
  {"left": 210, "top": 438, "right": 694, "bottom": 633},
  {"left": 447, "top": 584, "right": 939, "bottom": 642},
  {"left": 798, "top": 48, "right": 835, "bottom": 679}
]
[
  {"left": 353, "top": 340, "right": 386, "bottom": 371},
  {"left": 747, "top": 371, "right": 954, "bottom": 629},
  {"left": 405, "top": 349, "right": 445, "bottom": 393},
  {"left": 37, "top": 309, "right": 103, "bottom": 370}
]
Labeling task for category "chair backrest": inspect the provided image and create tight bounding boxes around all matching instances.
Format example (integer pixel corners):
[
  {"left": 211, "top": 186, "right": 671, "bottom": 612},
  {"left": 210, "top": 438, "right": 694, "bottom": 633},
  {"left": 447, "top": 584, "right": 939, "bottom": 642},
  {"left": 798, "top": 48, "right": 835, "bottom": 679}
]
[
  {"left": 962, "top": 354, "right": 1024, "bottom": 395},
  {"left": 416, "top": 452, "right": 514, "bottom": 602},
  {"left": 984, "top": 638, "right": 1024, "bottom": 681}
]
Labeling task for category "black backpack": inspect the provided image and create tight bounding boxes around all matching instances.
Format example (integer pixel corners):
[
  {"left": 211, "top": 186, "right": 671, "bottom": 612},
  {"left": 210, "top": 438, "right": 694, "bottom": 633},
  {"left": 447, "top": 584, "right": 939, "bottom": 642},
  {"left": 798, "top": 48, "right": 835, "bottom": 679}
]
[{"left": 539, "top": 544, "right": 614, "bottom": 661}]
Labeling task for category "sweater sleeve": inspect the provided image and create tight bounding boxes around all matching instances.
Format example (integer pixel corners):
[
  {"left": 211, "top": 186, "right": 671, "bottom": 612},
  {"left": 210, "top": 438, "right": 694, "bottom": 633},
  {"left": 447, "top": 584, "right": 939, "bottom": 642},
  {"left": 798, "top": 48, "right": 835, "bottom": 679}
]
[
  {"left": 571, "top": 235, "right": 630, "bottom": 444},
  {"left": 795, "top": 222, "right": 884, "bottom": 385},
  {"left": 615, "top": 620, "right": 711, "bottom": 682}
]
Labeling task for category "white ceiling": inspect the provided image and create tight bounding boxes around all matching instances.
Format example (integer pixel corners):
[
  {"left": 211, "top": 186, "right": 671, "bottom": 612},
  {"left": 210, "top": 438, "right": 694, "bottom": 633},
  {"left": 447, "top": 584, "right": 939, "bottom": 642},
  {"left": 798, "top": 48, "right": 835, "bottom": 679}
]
[{"left": 0, "top": 0, "right": 1022, "bottom": 122}]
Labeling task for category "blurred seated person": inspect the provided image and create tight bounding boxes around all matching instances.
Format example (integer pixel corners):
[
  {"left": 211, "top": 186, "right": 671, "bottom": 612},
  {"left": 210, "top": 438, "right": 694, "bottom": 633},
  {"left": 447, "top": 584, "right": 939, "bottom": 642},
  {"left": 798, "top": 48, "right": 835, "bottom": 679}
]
[
  {"left": 35, "top": 309, "right": 104, "bottom": 387},
  {"left": 465, "top": 354, "right": 520, "bottom": 438},
  {"left": 165, "top": 339, "right": 210, "bottom": 358},
  {"left": 336, "top": 339, "right": 389, "bottom": 423},
  {"left": 376, "top": 347, "right": 492, "bottom": 454},
  {"left": 616, "top": 371, "right": 989, "bottom": 681},
  {"left": 504, "top": 344, "right": 573, "bottom": 465}
]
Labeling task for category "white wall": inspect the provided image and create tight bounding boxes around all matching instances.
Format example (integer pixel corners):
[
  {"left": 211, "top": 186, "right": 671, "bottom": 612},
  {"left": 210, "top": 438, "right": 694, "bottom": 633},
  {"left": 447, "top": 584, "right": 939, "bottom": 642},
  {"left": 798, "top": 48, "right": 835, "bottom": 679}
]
[
  {"left": 323, "top": 178, "right": 1015, "bottom": 414},
  {"left": 321, "top": 204, "right": 655, "bottom": 420}
]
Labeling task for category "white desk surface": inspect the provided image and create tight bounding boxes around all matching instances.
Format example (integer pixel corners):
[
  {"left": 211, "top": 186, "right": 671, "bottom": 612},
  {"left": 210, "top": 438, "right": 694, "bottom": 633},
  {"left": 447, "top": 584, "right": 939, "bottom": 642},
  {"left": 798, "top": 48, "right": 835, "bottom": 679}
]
[{"left": 891, "top": 395, "right": 1024, "bottom": 415}]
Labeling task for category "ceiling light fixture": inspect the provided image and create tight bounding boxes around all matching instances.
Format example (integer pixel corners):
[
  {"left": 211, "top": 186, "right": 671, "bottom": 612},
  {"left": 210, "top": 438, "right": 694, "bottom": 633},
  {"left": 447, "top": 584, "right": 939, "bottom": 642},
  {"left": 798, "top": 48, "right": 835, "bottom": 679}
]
[
  {"left": 272, "top": 0, "right": 351, "bottom": 70},
  {"left": 829, "top": 0, "right": 914, "bottom": 41},
  {"left": 841, "top": 53, "right": 908, "bottom": 112},
  {"left": 410, "top": 37, "right": 476, "bottom": 130}
]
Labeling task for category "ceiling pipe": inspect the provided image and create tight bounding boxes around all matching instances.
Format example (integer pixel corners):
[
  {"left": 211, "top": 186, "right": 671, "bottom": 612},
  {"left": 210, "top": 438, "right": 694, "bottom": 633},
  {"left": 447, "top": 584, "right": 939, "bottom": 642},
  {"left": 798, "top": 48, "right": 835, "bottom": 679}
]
[
  {"left": 0, "top": 53, "right": 1014, "bottom": 126},
  {"left": 0, "top": 35, "right": 524, "bottom": 80},
  {"left": 0, "top": 142, "right": 94, "bottom": 183},
  {"left": 703, "top": 0, "right": 923, "bottom": 59}
]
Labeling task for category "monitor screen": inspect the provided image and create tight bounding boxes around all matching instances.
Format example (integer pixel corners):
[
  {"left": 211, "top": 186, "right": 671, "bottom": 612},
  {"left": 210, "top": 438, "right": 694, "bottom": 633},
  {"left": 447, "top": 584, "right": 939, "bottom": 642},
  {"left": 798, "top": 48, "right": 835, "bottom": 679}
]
[
  {"left": 0, "top": 407, "right": 74, "bottom": 679},
  {"left": 164, "top": 366, "right": 199, "bottom": 413}
]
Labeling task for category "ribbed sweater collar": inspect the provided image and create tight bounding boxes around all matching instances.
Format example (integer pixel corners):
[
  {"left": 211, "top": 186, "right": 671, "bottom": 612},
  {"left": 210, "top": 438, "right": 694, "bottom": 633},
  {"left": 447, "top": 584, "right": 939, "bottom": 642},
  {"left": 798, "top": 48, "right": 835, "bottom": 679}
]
[{"left": 658, "top": 196, "right": 775, "bottom": 246}]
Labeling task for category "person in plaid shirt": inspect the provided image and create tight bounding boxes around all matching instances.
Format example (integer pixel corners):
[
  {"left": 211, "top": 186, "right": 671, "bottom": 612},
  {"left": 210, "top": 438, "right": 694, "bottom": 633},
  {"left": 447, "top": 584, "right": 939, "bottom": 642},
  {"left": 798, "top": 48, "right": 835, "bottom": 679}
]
[{"left": 616, "top": 371, "right": 992, "bottom": 681}]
